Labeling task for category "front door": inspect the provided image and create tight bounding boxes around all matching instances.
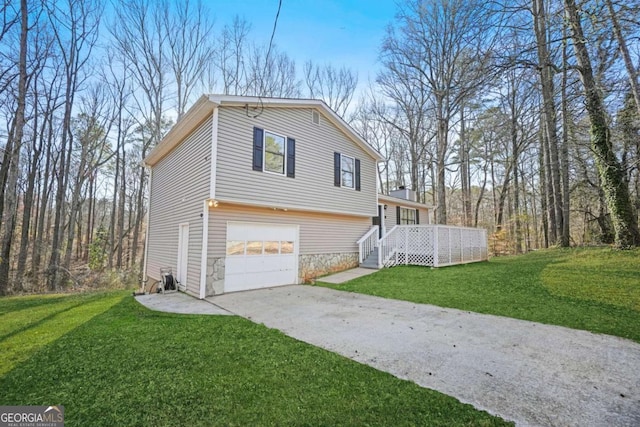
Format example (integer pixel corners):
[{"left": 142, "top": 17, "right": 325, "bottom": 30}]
[{"left": 372, "top": 204, "right": 385, "bottom": 238}]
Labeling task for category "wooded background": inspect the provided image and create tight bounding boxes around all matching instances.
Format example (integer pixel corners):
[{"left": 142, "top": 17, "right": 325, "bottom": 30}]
[{"left": 1, "top": 0, "right": 639, "bottom": 294}]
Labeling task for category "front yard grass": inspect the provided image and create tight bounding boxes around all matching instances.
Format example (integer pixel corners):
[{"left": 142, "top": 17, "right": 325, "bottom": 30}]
[
  {"left": 321, "top": 247, "right": 640, "bottom": 342},
  {"left": 0, "top": 291, "right": 510, "bottom": 426}
]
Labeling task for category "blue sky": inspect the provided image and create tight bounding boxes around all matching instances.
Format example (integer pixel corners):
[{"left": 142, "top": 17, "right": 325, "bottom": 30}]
[{"left": 211, "top": 0, "right": 398, "bottom": 90}]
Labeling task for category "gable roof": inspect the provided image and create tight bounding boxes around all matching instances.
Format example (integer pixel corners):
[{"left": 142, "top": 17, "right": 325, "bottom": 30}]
[{"left": 144, "top": 94, "right": 384, "bottom": 167}]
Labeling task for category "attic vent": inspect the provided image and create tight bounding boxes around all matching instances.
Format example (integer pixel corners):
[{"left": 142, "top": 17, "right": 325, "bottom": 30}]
[{"left": 312, "top": 110, "right": 320, "bottom": 125}]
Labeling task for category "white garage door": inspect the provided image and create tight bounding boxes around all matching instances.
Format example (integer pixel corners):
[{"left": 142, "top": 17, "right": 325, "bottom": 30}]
[{"left": 224, "top": 222, "right": 299, "bottom": 293}]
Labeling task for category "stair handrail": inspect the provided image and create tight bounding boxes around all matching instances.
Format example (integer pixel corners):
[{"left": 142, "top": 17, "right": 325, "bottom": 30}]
[
  {"left": 378, "top": 225, "right": 399, "bottom": 267},
  {"left": 357, "top": 226, "right": 379, "bottom": 264}
]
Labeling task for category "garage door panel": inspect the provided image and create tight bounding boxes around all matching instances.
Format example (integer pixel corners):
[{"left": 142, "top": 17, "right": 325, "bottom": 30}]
[
  {"left": 225, "top": 222, "right": 299, "bottom": 293},
  {"left": 244, "top": 258, "right": 266, "bottom": 273},
  {"left": 277, "top": 255, "right": 296, "bottom": 270}
]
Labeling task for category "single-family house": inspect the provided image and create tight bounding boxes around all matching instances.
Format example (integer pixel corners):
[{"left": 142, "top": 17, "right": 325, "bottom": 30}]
[{"left": 143, "top": 95, "right": 433, "bottom": 298}]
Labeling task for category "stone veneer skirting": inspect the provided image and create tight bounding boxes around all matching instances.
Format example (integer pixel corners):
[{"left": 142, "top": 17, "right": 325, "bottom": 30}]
[
  {"left": 206, "top": 257, "right": 225, "bottom": 296},
  {"left": 205, "top": 252, "right": 359, "bottom": 296},
  {"left": 298, "top": 252, "right": 359, "bottom": 283}
]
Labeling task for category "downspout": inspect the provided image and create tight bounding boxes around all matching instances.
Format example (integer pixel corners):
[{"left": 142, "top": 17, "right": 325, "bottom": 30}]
[
  {"left": 199, "top": 200, "right": 209, "bottom": 299},
  {"left": 141, "top": 165, "right": 152, "bottom": 293},
  {"left": 200, "top": 105, "right": 219, "bottom": 299}
]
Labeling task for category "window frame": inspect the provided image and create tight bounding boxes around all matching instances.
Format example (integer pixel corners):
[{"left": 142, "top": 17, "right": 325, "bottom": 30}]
[
  {"left": 340, "top": 154, "right": 356, "bottom": 189},
  {"left": 399, "top": 207, "right": 417, "bottom": 225},
  {"left": 263, "top": 130, "right": 287, "bottom": 176}
]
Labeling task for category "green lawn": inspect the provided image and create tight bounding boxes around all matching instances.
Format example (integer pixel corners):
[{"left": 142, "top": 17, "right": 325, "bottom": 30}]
[
  {"left": 0, "top": 291, "right": 509, "bottom": 426},
  {"left": 321, "top": 247, "right": 640, "bottom": 342}
]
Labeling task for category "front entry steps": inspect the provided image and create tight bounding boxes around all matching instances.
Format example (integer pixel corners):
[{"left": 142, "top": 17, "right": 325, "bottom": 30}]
[{"left": 360, "top": 247, "right": 380, "bottom": 269}]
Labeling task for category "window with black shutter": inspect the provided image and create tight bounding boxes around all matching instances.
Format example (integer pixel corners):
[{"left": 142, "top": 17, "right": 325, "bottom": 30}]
[
  {"left": 252, "top": 127, "right": 295, "bottom": 178},
  {"left": 334, "top": 152, "right": 361, "bottom": 191},
  {"left": 286, "top": 137, "right": 295, "bottom": 178},
  {"left": 252, "top": 127, "right": 264, "bottom": 171}
]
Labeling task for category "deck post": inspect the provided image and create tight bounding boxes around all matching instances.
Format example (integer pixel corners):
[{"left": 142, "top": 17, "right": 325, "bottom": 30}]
[{"left": 433, "top": 225, "right": 439, "bottom": 267}]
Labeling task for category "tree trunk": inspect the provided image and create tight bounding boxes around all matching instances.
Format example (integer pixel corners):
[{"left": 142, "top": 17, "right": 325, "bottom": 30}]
[
  {"left": 474, "top": 151, "right": 489, "bottom": 228},
  {"left": 460, "top": 104, "right": 472, "bottom": 226},
  {"left": 539, "top": 129, "right": 550, "bottom": 248},
  {"left": 533, "top": 0, "right": 563, "bottom": 244},
  {"left": 560, "top": 24, "right": 571, "bottom": 247},
  {"left": 496, "top": 162, "right": 513, "bottom": 230},
  {"left": 511, "top": 111, "right": 522, "bottom": 254},
  {"left": 0, "top": 0, "right": 28, "bottom": 294},
  {"left": 117, "top": 147, "right": 126, "bottom": 268},
  {"left": 48, "top": 74, "right": 76, "bottom": 290},
  {"left": 64, "top": 142, "right": 90, "bottom": 268},
  {"left": 108, "top": 138, "right": 120, "bottom": 269},
  {"left": 565, "top": 0, "right": 640, "bottom": 247},
  {"left": 436, "top": 98, "right": 448, "bottom": 224},
  {"left": 83, "top": 173, "right": 96, "bottom": 262},
  {"left": 16, "top": 129, "right": 41, "bottom": 286},
  {"left": 33, "top": 117, "right": 55, "bottom": 274},
  {"left": 130, "top": 166, "right": 146, "bottom": 271}
]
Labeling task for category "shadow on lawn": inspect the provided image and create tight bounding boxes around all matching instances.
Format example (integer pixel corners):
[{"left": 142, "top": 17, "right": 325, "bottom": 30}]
[
  {"left": 0, "top": 294, "right": 73, "bottom": 315},
  {"left": 0, "top": 292, "right": 127, "bottom": 378}
]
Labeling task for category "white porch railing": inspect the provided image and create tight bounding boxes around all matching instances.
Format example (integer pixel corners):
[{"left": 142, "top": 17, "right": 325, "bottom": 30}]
[
  {"left": 362, "top": 225, "right": 488, "bottom": 269},
  {"left": 357, "top": 226, "right": 379, "bottom": 264}
]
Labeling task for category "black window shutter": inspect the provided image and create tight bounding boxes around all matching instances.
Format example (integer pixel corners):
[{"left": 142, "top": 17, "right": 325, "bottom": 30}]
[
  {"left": 253, "top": 127, "right": 264, "bottom": 171},
  {"left": 416, "top": 209, "right": 420, "bottom": 224},
  {"left": 396, "top": 206, "right": 401, "bottom": 225},
  {"left": 355, "top": 159, "right": 361, "bottom": 191},
  {"left": 286, "top": 137, "right": 295, "bottom": 178},
  {"left": 334, "top": 152, "right": 341, "bottom": 186}
]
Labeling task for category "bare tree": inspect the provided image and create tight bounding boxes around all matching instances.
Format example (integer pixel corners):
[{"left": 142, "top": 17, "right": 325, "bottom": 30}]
[
  {"left": 101, "top": 48, "right": 134, "bottom": 269},
  {"left": 15, "top": 18, "right": 57, "bottom": 286},
  {"left": 111, "top": 0, "right": 167, "bottom": 149},
  {"left": 164, "top": 0, "right": 215, "bottom": 119},
  {"left": 46, "top": 0, "right": 101, "bottom": 289},
  {"left": 532, "top": 0, "right": 567, "bottom": 246},
  {"left": 111, "top": 0, "right": 172, "bottom": 273},
  {"left": 247, "top": 46, "right": 300, "bottom": 97},
  {"left": 565, "top": 0, "right": 640, "bottom": 247},
  {"left": 63, "top": 86, "right": 115, "bottom": 269},
  {"left": 604, "top": 0, "right": 640, "bottom": 118},
  {"left": 383, "top": 0, "right": 500, "bottom": 224},
  {"left": 351, "top": 92, "right": 402, "bottom": 193},
  {"left": 216, "top": 16, "right": 251, "bottom": 95},
  {"left": 304, "top": 61, "right": 357, "bottom": 117},
  {"left": 0, "top": 0, "right": 27, "bottom": 293},
  {"left": 376, "top": 53, "right": 433, "bottom": 201}
]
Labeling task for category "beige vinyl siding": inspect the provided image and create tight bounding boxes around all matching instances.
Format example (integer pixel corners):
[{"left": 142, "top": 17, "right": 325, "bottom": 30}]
[
  {"left": 384, "top": 202, "right": 430, "bottom": 231},
  {"left": 146, "top": 116, "right": 212, "bottom": 296},
  {"left": 215, "top": 106, "right": 377, "bottom": 217},
  {"left": 207, "top": 203, "right": 371, "bottom": 257}
]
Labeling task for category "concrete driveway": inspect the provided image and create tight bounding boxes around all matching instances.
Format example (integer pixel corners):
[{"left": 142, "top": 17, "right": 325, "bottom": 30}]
[{"left": 210, "top": 285, "right": 640, "bottom": 427}]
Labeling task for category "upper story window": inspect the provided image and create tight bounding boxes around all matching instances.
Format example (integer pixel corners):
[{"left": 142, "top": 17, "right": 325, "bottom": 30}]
[
  {"left": 334, "top": 152, "right": 361, "bottom": 191},
  {"left": 341, "top": 155, "right": 355, "bottom": 188},
  {"left": 253, "top": 127, "right": 295, "bottom": 178},
  {"left": 264, "top": 131, "right": 285, "bottom": 174}
]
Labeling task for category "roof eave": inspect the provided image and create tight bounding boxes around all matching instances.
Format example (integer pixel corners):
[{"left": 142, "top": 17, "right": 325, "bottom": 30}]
[
  {"left": 210, "top": 95, "right": 384, "bottom": 162},
  {"left": 144, "top": 94, "right": 384, "bottom": 167},
  {"left": 143, "top": 95, "right": 215, "bottom": 167},
  {"left": 378, "top": 194, "right": 433, "bottom": 209}
]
